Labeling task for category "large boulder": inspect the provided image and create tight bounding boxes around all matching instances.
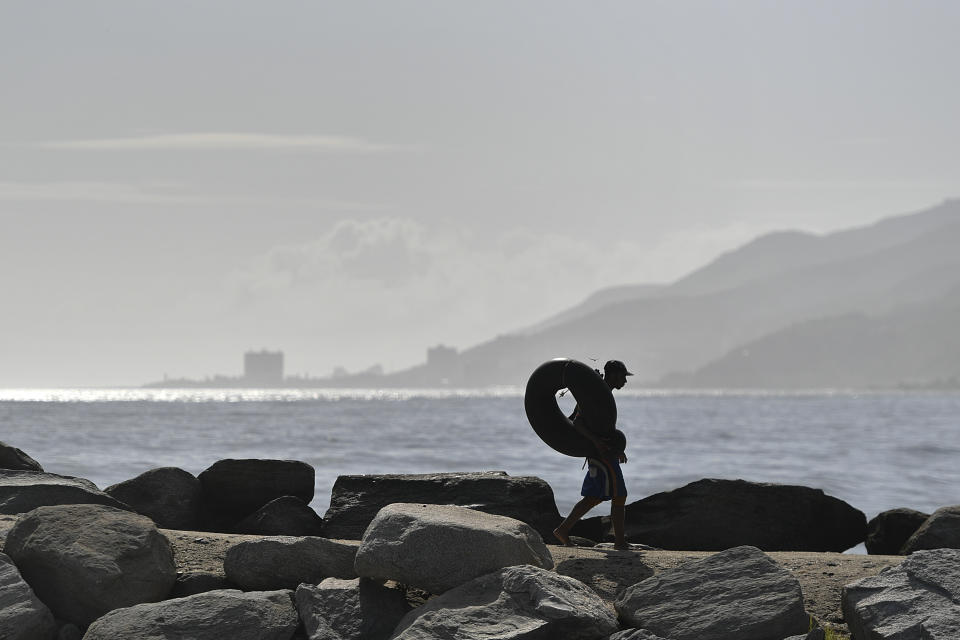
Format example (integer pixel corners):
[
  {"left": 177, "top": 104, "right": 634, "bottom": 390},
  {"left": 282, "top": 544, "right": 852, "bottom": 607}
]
[
  {"left": 323, "top": 472, "right": 561, "bottom": 540},
  {"left": 82, "top": 589, "right": 299, "bottom": 640},
  {"left": 295, "top": 578, "right": 410, "bottom": 640},
  {"left": 0, "top": 441, "right": 43, "bottom": 471},
  {"left": 580, "top": 478, "right": 866, "bottom": 551},
  {"left": 105, "top": 467, "right": 202, "bottom": 530},
  {"left": 390, "top": 564, "right": 618, "bottom": 640},
  {"left": 865, "top": 507, "right": 929, "bottom": 555},
  {"left": 235, "top": 496, "right": 324, "bottom": 536},
  {"left": 4, "top": 504, "right": 177, "bottom": 627},
  {"left": 615, "top": 545, "right": 809, "bottom": 640},
  {"left": 0, "top": 552, "right": 57, "bottom": 640},
  {"left": 354, "top": 503, "right": 553, "bottom": 594},
  {"left": 0, "top": 470, "right": 129, "bottom": 514},
  {"left": 224, "top": 536, "right": 358, "bottom": 590},
  {"left": 900, "top": 505, "right": 960, "bottom": 554},
  {"left": 198, "top": 459, "right": 315, "bottom": 530},
  {"left": 842, "top": 548, "right": 960, "bottom": 639}
]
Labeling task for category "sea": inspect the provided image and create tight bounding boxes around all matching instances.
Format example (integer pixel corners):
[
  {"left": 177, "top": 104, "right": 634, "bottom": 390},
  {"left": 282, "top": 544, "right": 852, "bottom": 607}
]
[{"left": 2, "top": 388, "right": 958, "bottom": 548}]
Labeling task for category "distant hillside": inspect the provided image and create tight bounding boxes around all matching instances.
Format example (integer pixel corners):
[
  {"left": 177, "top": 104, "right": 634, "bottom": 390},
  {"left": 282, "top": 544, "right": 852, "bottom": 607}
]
[
  {"left": 376, "top": 199, "right": 960, "bottom": 388},
  {"left": 659, "top": 286, "right": 960, "bottom": 388}
]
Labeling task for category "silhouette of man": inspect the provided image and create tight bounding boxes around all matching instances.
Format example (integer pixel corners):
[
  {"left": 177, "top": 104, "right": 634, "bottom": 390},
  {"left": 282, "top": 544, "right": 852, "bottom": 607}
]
[{"left": 553, "top": 359, "right": 632, "bottom": 550}]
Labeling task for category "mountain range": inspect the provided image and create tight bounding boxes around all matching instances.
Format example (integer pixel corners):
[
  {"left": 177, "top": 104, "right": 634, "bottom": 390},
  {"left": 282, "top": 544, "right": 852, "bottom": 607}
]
[{"left": 390, "top": 198, "right": 960, "bottom": 389}]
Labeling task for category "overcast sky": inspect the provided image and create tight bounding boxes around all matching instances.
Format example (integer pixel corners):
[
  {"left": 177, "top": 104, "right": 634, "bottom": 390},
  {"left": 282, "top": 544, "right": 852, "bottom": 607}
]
[{"left": 2, "top": 1, "right": 959, "bottom": 387}]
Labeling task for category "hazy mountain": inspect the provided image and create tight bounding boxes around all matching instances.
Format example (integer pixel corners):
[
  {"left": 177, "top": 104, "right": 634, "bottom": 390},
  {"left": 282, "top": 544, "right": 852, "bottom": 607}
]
[
  {"left": 518, "top": 283, "right": 665, "bottom": 335},
  {"left": 659, "top": 285, "right": 960, "bottom": 388},
  {"left": 438, "top": 199, "right": 960, "bottom": 387}
]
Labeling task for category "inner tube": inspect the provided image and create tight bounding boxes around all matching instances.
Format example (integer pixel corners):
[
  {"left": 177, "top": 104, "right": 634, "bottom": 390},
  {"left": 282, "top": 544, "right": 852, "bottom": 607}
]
[{"left": 524, "top": 359, "right": 617, "bottom": 458}]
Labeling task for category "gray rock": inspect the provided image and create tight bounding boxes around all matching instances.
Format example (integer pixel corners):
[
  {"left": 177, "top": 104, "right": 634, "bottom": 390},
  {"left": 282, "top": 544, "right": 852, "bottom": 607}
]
[
  {"left": 236, "top": 495, "right": 325, "bottom": 536},
  {"left": 4, "top": 504, "right": 177, "bottom": 627},
  {"left": 0, "top": 441, "right": 43, "bottom": 471},
  {"left": 0, "top": 470, "right": 129, "bottom": 514},
  {"left": 105, "top": 466, "right": 201, "bottom": 530},
  {"left": 354, "top": 503, "right": 553, "bottom": 594},
  {"left": 198, "top": 459, "right": 314, "bottom": 522},
  {"left": 783, "top": 629, "right": 825, "bottom": 640},
  {"left": 609, "top": 630, "right": 671, "bottom": 640},
  {"left": 57, "top": 623, "right": 82, "bottom": 640},
  {"left": 842, "top": 548, "right": 960, "bottom": 639},
  {"left": 615, "top": 545, "right": 809, "bottom": 640},
  {"left": 865, "top": 508, "right": 930, "bottom": 555},
  {"left": 225, "top": 536, "right": 359, "bottom": 590},
  {"left": 579, "top": 478, "right": 866, "bottom": 552},
  {"left": 0, "top": 552, "right": 57, "bottom": 640},
  {"left": 900, "top": 505, "right": 960, "bottom": 553},
  {"left": 82, "top": 589, "right": 299, "bottom": 640},
  {"left": 295, "top": 578, "right": 410, "bottom": 640},
  {"left": 323, "top": 471, "right": 561, "bottom": 540},
  {"left": 171, "top": 571, "right": 234, "bottom": 598},
  {"left": 390, "top": 564, "right": 618, "bottom": 640}
]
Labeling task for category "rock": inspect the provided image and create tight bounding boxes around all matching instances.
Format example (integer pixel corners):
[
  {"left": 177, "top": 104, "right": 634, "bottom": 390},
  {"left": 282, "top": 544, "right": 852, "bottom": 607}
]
[
  {"left": 0, "top": 470, "right": 130, "bottom": 514},
  {"left": 224, "top": 536, "right": 358, "bottom": 590},
  {"left": 0, "top": 552, "right": 57, "bottom": 640},
  {"left": 323, "top": 472, "right": 561, "bottom": 540},
  {"left": 391, "top": 564, "right": 618, "bottom": 640},
  {"left": 354, "top": 503, "right": 553, "bottom": 594},
  {"left": 295, "top": 578, "right": 410, "bottom": 640},
  {"left": 0, "top": 441, "right": 43, "bottom": 471},
  {"left": 842, "top": 548, "right": 960, "bottom": 639},
  {"left": 104, "top": 467, "right": 202, "bottom": 530},
  {"left": 900, "top": 505, "right": 960, "bottom": 553},
  {"left": 609, "top": 631, "right": 671, "bottom": 640},
  {"left": 615, "top": 545, "right": 809, "bottom": 640},
  {"left": 583, "top": 478, "right": 866, "bottom": 552},
  {"left": 783, "top": 630, "right": 825, "bottom": 640},
  {"left": 57, "top": 623, "right": 82, "bottom": 640},
  {"left": 82, "top": 589, "right": 299, "bottom": 640},
  {"left": 554, "top": 554, "right": 654, "bottom": 602},
  {"left": 171, "top": 571, "right": 234, "bottom": 598},
  {"left": 865, "top": 507, "right": 930, "bottom": 555},
  {"left": 198, "top": 459, "right": 315, "bottom": 529},
  {"left": 236, "top": 496, "right": 324, "bottom": 536},
  {"left": 4, "top": 504, "right": 177, "bottom": 627}
]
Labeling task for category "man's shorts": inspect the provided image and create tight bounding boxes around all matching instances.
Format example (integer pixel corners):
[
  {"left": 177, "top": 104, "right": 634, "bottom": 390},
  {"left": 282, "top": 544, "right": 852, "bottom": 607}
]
[{"left": 581, "top": 457, "right": 627, "bottom": 501}]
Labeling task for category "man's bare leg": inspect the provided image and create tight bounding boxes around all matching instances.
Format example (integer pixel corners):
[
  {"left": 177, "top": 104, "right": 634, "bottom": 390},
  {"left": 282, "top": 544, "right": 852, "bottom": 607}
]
[
  {"left": 553, "top": 497, "right": 604, "bottom": 545},
  {"left": 611, "top": 496, "right": 628, "bottom": 550}
]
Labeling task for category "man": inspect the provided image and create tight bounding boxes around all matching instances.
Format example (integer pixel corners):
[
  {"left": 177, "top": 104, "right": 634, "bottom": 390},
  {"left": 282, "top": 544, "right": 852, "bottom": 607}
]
[{"left": 553, "top": 359, "right": 633, "bottom": 550}]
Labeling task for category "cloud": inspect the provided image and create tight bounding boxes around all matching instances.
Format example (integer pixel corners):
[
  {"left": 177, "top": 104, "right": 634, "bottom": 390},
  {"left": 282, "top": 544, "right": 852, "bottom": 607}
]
[
  {"left": 0, "top": 181, "right": 384, "bottom": 210},
  {"left": 33, "top": 132, "right": 405, "bottom": 153}
]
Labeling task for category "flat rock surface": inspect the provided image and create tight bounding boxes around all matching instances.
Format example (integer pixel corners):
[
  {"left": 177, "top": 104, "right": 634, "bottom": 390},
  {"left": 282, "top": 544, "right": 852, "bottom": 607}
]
[{"left": 150, "top": 527, "right": 902, "bottom": 635}]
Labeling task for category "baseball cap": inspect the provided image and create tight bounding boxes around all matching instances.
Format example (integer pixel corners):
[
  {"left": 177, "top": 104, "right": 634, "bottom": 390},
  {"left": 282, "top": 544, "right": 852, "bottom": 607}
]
[{"left": 604, "top": 360, "right": 633, "bottom": 376}]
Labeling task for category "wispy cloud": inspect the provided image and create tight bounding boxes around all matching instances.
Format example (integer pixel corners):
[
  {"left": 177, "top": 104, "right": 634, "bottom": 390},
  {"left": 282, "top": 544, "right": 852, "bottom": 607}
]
[
  {"left": 0, "top": 181, "right": 385, "bottom": 210},
  {"left": 33, "top": 132, "right": 404, "bottom": 153}
]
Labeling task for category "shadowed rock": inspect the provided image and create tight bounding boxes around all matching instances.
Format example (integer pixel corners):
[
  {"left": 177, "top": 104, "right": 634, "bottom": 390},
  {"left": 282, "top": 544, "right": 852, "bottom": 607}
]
[
  {"left": 843, "top": 548, "right": 960, "bottom": 639},
  {"left": 105, "top": 467, "right": 202, "bottom": 530},
  {"left": 171, "top": 571, "right": 234, "bottom": 598},
  {"left": 224, "top": 536, "right": 358, "bottom": 591},
  {"left": 295, "top": 578, "right": 410, "bottom": 640},
  {"left": 82, "top": 589, "right": 299, "bottom": 640},
  {"left": 323, "top": 471, "right": 561, "bottom": 540},
  {"left": 4, "top": 504, "right": 177, "bottom": 627},
  {"left": 198, "top": 459, "right": 315, "bottom": 531},
  {"left": 615, "top": 545, "right": 809, "bottom": 640},
  {"left": 578, "top": 478, "right": 866, "bottom": 551},
  {"left": 0, "top": 441, "right": 43, "bottom": 472},
  {"left": 900, "top": 505, "right": 960, "bottom": 554},
  {"left": 865, "top": 507, "right": 929, "bottom": 555},
  {"left": 0, "top": 470, "right": 129, "bottom": 515},
  {"left": 0, "top": 552, "right": 57, "bottom": 640},
  {"left": 355, "top": 503, "right": 553, "bottom": 594},
  {"left": 390, "top": 564, "right": 618, "bottom": 640},
  {"left": 235, "top": 495, "right": 324, "bottom": 536}
]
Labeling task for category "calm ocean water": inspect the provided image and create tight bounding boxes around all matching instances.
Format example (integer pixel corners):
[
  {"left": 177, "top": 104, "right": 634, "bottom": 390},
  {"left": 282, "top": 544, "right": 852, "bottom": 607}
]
[{"left": 1, "top": 389, "right": 958, "bottom": 533}]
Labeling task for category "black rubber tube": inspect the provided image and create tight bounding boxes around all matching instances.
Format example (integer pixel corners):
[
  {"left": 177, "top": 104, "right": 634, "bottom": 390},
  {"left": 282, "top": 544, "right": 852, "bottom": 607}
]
[{"left": 524, "top": 359, "right": 617, "bottom": 458}]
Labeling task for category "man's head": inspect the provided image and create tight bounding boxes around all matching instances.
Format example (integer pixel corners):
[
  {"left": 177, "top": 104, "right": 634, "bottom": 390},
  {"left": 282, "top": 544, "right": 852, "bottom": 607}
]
[{"left": 603, "top": 360, "right": 633, "bottom": 389}]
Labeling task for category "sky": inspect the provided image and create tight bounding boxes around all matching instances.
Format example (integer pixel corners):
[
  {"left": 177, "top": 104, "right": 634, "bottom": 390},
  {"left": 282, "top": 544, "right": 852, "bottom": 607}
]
[{"left": 2, "top": 1, "right": 959, "bottom": 387}]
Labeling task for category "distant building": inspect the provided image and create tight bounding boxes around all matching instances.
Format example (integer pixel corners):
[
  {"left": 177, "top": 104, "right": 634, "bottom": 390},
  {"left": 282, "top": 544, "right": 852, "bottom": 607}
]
[
  {"left": 244, "top": 350, "right": 284, "bottom": 385},
  {"left": 426, "top": 344, "right": 460, "bottom": 384}
]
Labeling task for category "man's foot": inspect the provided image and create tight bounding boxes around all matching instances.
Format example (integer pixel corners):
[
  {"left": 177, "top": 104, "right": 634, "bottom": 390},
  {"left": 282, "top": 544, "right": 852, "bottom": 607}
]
[
  {"left": 613, "top": 542, "right": 631, "bottom": 551},
  {"left": 553, "top": 527, "right": 574, "bottom": 546}
]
